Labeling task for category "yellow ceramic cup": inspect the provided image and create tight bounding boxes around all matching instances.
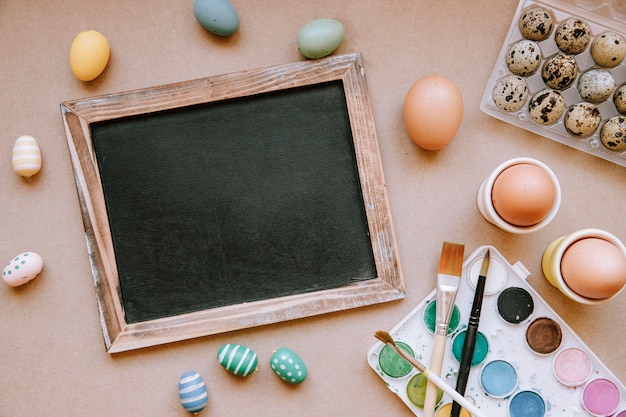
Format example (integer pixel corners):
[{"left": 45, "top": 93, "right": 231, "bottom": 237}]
[{"left": 541, "top": 228, "right": 626, "bottom": 305}]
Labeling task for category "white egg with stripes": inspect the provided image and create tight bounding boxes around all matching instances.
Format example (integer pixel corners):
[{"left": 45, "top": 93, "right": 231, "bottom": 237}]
[
  {"left": 217, "top": 343, "right": 258, "bottom": 377},
  {"left": 178, "top": 371, "right": 208, "bottom": 414},
  {"left": 12, "top": 135, "right": 42, "bottom": 178}
]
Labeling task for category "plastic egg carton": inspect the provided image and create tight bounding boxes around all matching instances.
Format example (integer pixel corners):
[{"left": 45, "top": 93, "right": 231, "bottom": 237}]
[
  {"left": 481, "top": 0, "right": 626, "bottom": 167},
  {"left": 367, "top": 245, "right": 626, "bottom": 417}
]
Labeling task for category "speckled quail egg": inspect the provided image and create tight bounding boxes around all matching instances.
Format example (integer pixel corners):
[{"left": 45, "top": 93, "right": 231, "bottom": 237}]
[
  {"left": 555, "top": 18, "right": 592, "bottom": 55},
  {"left": 613, "top": 84, "right": 626, "bottom": 114},
  {"left": 600, "top": 116, "right": 626, "bottom": 151},
  {"left": 519, "top": 7, "right": 554, "bottom": 41},
  {"left": 591, "top": 31, "right": 626, "bottom": 68},
  {"left": 542, "top": 54, "right": 578, "bottom": 90},
  {"left": 564, "top": 102, "right": 601, "bottom": 137},
  {"left": 506, "top": 40, "right": 542, "bottom": 76},
  {"left": 529, "top": 89, "right": 565, "bottom": 125},
  {"left": 493, "top": 75, "right": 529, "bottom": 112},
  {"left": 577, "top": 69, "right": 615, "bottom": 104}
]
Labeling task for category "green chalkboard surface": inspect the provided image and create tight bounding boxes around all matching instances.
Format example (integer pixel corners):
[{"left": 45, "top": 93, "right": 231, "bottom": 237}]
[
  {"left": 62, "top": 53, "right": 404, "bottom": 352},
  {"left": 91, "top": 81, "right": 376, "bottom": 323}
]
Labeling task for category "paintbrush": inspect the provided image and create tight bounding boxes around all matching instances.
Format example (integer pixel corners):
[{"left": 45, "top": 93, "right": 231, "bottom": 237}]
[
  {"left": 374, "top": 330, "right": 487, "bottom": 417},
  {"left": 423, "top": 242, "right": 465, "bottom": 417},
  {"left": 450, "top": 249, "right": 490, "bottom": 417}
]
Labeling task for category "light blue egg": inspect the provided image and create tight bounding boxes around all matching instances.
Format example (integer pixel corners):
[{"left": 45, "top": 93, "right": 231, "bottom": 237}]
[
  {"left": 193, "top": 0, "right": 239, "bottom": 36},
  {"left": 179, "top": 371, "right": 208, "bottom": 414},
  {"left": 270, "top": 347, "right": 308, "bottom": 384},
  {"left": 297, "top": 18, "right": 345, "bottom": 59}
]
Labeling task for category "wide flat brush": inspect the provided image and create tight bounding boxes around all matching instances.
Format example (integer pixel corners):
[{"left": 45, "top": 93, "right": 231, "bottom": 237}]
[
  {"left": 423, "top": 242, "right": 464, "bottom": 417},
  {"left": 374, "top": 330, "right": 487, "bottom": 417}
]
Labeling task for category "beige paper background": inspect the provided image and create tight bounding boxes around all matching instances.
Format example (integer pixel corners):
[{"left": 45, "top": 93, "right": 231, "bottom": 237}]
[{"left": 1, "top": 0, "right": 624, "bottom": 415}]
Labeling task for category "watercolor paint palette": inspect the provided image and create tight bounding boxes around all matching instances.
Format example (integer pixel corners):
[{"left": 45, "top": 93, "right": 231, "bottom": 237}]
[
  {"left": 480, "top": 0, "right": 626, "bottom": 168},
  {"left": 367, "top": 246, "right": 626, "bottom": 417}
]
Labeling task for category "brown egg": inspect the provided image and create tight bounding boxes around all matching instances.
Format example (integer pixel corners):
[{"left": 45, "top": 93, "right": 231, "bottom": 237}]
[
  {"left": 491, "top": 163, "right": 556, "bottom": 226},
  {"left": 561, "top": 237, "right": 626, "bottom": 299},
  {"left": 403, "top": 75, "right": 463, "bottom": 150}
]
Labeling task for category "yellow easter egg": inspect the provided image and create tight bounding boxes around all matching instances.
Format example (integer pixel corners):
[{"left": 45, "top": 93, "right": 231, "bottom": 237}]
[
  {"left": 69, "top": 30, "right": 110, "bottom": 81},
  {"left": 12, "top": 135, "right": 42, "bottom": 178}
]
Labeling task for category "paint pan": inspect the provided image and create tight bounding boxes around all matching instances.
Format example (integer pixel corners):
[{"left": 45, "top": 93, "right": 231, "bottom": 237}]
[
  {"left": 552, "top": 347, "right": 592, "bottom": 387},
  {"left": 406, "top": 373, "right": 443, "bottom": 409},
  {"left": 480, "top": 359, "right": 518, "bottom": 398},
  {"left": 468, "top": 255, "right": 507, "bottom": 294},
  {"left": 378, "top": 341, "right": 415, "bottom": 378},
  {"left": 525, "top": 317, "right": 562, "bottom": 355},
  {"left": 497, "top": 287, "right": 534, "bottom": 325},
  {"left": 423, "top": 300, "right": 461, "bottom": 335},
  {"left": 509, "top": 390, "right": 546, "bottom": 417},
  {"left": 451, "top": 330, "right": 489, "bottom": 366},
  {"left": 582, "top": 378, "right": 621, "bottom": 416},
  {"left": 367, "top": 245, "right": 626, "bottom": 417},
  {"left": 435, "top": 402, "right": 471, "bottom": 417}
]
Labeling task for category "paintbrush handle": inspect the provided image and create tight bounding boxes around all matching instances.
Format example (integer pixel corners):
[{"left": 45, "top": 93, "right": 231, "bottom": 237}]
[
  {"left": 423, "top": 369, "right": 488, "bottom": 417},
  {"left": 450, "top": 323, "right": 478, "bottom": 417},
  {"left": 423, "top": 333, "right": 447, "bottom": 417},
  {"left": 381, "top": 340, "right": 487, "bottom": 417},
  {"left": 451, "top": 271, "right": 488, "bottom": 417}
]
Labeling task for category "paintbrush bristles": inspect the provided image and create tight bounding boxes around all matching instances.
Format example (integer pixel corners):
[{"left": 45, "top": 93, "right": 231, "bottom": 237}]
[
  {"left": 373, "top": 330, "right": 426, "bottom": 373},
  {"left": 439, "top": 242, "right": 465, "bottom": 276},
  {"left": 373, "top": 330, "right": 396, "bottom": 346}
]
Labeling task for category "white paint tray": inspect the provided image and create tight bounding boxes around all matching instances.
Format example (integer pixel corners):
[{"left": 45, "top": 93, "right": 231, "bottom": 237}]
[{"left": 367, "top": 245, "right": 626, "bottom": 416}]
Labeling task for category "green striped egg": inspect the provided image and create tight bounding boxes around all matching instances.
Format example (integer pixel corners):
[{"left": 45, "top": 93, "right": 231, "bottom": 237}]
[
  {"left": 217, "top": 343, "right": 258, "bottom": 377},
  {"left": 270, "top": 347, "right": 308, "bottom": 384}
]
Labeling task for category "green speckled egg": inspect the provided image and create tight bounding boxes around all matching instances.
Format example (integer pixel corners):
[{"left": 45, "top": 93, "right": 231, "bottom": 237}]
[
  {"left": 217, "top": 343, "right": 258, "bottom": 377},
  {"left": 270, "top": 347, "right": 308, "bottom": 384},
  {"left": 297, "top": 18, "right": 345, "bottom": 59},
  {"left": 193, "top": 0, "right": 239, "bottom": 36}
]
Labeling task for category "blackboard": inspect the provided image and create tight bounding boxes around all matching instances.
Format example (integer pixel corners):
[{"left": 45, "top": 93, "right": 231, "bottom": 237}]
[{"left": 61, "top": 53, "right": 404, "bottom": 353}]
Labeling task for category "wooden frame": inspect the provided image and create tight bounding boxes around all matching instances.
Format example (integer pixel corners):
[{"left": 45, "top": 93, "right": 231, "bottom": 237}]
[{"left": 61, "top": 53, "right": 404, "bottom": 353}]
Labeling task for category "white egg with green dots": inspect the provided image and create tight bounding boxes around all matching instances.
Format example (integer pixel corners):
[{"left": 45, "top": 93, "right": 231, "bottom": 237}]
[
  {"left": 270, "top": 347, "right": 308, "bottom": 384},
  {"left": 2, "top": 252, "right": 43, "bottom": 287}
]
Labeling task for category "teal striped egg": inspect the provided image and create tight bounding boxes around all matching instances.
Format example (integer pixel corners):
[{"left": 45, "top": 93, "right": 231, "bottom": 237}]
[
  {"left": 270, "top": 347, "right": 308, "bottom": 385},
  {"left": 217, "top": 343, "right": 258, "bottom": 377},
  {"left": 178, "top": 371, "right": 208, "bottom": 414}
]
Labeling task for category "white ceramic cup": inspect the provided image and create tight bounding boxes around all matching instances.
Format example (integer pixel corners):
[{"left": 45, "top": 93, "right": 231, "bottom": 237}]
[
  {"left": 541, "top": 228, "right": 626, "bottom": 304},
  {"left": 477, "top": 157, "right": 561, "bottom": 234}
]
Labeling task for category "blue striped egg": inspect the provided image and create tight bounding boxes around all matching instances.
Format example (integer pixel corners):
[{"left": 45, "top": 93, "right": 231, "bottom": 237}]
[
  {"left": 270, "top": 347, "right": 308, "bottom": 384},
  {"left": 217, "top": 343, "right": 258, "bottom": 377},
  {"left": 178, "top": 371, "right": 208, "bottom": 414}
]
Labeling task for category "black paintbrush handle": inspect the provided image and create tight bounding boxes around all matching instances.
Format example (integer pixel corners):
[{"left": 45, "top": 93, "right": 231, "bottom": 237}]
[
  {"left": 450, "top": 274, "right": 487, "bottom": 417},
  {"left": 450, "top": 324, "right": 478, "bottom": 417}
]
